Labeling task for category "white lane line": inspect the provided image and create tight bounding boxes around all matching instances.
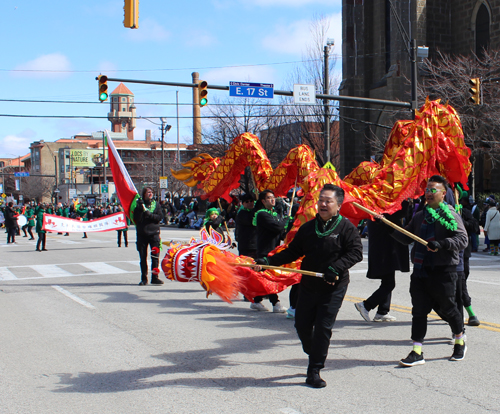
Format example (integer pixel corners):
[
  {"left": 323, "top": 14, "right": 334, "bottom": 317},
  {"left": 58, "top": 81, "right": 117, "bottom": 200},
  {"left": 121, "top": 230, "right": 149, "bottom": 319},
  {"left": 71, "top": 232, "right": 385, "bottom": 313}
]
[
  {"left": 30, "top": 264, "right": 73, "bottom": 278},
  {"left": 80, "top": 262, "right": 128, "bottom": 274},
  {"left": 467, "top": 279, "right": 500, "bottom": 286},
  {"left": 0, "top": 268, "right": 18, "bottom": 280},
  {"left": 52, "top": 285, "right": 96, "bottom": 309},
  {"left": 280, "top": 409, "right": 304, "bottom": 414}
]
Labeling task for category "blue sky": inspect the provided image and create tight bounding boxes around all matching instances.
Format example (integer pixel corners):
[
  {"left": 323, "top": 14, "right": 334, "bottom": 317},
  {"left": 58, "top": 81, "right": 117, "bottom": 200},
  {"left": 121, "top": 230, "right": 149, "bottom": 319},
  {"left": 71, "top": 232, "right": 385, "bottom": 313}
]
[{"left": 0, "top": 0, "right": 342, "bottom": 159}]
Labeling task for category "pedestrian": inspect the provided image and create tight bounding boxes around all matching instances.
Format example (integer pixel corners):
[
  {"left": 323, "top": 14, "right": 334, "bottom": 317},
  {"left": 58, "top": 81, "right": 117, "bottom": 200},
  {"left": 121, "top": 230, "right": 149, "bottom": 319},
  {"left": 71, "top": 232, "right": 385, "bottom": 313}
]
[
  {"left": 117, "top": 205, "right": 129, "bottom": 247},
  {"left": 235, "top": 193, "right": 257, "bottom": 258},
  {"left": 383, "top": 175, "right": 468, "bottom": 367},
  {"left": 4, "top": 202, "right": 19, "bottom": 244},
  {"left": 255, "top": 184, "right": 363, "bottom": 387},
  {"left": 23, "top": 204, "right": 35, "bottom": 240},
  {"left": 76, "top": 202, "right": 89, "bottom": 239},
  {"left": 251, "top": 189, "right": 289, "bottom": 313},
  {"left": 134, "top": 187, "right": 164, "bottom": 285},
  {"left": 204, "top": 207, "right": 226, "bottom": 240},
  {"left": 35, "top": 203, "right": 47, "bottom": 251},
  {"left": 355, "top": 203, "right": 410, "bottom": 322},
  {"left": 480, "top": 200, "right": 491, "bottom": 252},
  {"left": 483, "top": 199, "right": 500, "bottom": 255}
]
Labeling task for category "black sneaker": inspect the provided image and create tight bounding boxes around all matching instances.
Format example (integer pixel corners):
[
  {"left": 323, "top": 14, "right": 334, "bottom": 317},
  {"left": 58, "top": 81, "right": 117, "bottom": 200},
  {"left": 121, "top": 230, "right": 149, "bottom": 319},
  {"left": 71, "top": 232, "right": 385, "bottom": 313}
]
[
  {"left": 305, "top": 369, "right": 326, "bottom": 388},
  {"left": 399, "top": 350, "right": 425, "bottom": 367},
  {"left": 449, "top": 343, "right": 467, "bottom": 361},
  {"left": 468, "top": 316, "right": 480, "bottom": 326},
  {"left": 151, "top": 278, "right": 164, "bottom": 285}
]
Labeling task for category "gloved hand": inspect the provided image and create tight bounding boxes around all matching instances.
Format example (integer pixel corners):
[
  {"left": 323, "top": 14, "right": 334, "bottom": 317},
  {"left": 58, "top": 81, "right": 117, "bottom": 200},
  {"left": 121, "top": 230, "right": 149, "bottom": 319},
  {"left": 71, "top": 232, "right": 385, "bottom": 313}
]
[
  {"left": 143, "top": 210, "right": 151, "bottom": 218},
  {"left": 255, "top": 258, "right": 268, "bottom": 265},
  {"left": 136, "top": 198, "right": 144, "bottom": 207},
  {"left": 324, "top": 266, "right": 339, "bottom": 284},
  {"left": 427, "top": 240, "right": 442, "bottom": 251}
]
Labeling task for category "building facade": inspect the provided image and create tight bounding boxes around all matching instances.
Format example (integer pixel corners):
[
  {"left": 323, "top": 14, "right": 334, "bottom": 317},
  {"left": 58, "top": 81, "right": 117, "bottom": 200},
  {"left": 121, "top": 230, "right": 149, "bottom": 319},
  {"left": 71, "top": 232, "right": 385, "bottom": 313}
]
[{"left": 341, "top": 0, "right": 500, "bottom": 191}]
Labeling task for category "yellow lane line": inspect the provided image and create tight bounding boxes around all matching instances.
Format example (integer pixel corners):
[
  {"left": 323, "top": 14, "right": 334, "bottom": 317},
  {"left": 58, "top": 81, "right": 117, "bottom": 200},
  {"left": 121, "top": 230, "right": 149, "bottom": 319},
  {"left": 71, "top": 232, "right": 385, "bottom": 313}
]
[{"left": 345, "top": 295, "right": 500, "bottom": 332}]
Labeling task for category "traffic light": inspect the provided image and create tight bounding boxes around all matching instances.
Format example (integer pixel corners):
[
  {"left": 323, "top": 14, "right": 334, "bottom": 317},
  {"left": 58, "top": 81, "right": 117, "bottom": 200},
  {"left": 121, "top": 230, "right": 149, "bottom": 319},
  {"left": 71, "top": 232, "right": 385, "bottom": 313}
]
[
  {"left": 198, "top": 80, "right": 208, "bottom": 107},
  {"left": 469, "top": 78, "right": 481, "bottom": 105},
  {"left": 97, "top": 75, "right": 108, "bottom": 102},
  {"left": 123, "top": 0, "right": 139, "bottom": 29}
]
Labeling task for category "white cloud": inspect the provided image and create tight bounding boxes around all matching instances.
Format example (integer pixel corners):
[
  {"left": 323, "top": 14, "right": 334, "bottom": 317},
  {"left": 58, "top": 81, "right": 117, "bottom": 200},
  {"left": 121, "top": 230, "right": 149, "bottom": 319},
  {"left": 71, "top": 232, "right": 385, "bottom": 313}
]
[
  {"left": 98, "top": 61, "right": 119, "bottom": 75},
  {"left": 12, "top": 53, "right": 72, "bottom": 78},
  {"left": 184, "top": 30, "right": 217, "bottom": 47},
  {"left": 0, "top": 131, "right": 37, "bottom": 158},
  {"left": 202, "top": 65, "right": 277, "bottom": 86},
  {"left": 124, "top": 18, "right": 171, "bottom": 42},
  {"left": 262, "top": 12, "right": 342, "bottom": 57}
]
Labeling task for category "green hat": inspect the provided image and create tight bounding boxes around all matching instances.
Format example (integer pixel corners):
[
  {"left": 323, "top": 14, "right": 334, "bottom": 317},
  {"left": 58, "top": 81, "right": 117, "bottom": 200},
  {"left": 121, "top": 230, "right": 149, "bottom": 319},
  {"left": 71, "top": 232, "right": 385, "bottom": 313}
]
[{"left": 205, "top": 208, "right": 219, "bottom": 219}]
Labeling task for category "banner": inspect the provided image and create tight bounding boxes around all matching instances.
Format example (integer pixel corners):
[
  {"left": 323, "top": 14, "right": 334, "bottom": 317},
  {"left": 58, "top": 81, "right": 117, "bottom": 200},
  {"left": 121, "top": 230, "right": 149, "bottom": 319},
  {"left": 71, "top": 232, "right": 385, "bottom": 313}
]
[
  {"left": 42, "top": 212, "right": 127, "bottom": 233},
  {"left": 70, "top": 149, "right": 108, "bottom": 168}
]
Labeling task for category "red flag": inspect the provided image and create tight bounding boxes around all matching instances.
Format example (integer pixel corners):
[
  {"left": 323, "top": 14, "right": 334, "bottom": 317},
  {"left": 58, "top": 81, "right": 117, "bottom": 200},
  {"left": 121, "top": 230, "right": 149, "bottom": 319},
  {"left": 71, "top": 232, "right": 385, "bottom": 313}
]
[{"left": 105, "top": 130, "right": 140, "bottom": 224}]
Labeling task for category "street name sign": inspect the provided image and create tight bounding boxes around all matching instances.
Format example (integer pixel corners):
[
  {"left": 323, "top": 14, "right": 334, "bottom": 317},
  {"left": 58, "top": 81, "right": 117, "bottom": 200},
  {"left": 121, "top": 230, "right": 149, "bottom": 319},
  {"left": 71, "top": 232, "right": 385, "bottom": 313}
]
[
  {"left": 14, "top": 172, "right": 30, "bottom": 177},
  {"left": 293, "top": 84, "right": 316, "bottom": 105},
  {"left": 229, "top": 81, "right": 274, "bottom": 99}
]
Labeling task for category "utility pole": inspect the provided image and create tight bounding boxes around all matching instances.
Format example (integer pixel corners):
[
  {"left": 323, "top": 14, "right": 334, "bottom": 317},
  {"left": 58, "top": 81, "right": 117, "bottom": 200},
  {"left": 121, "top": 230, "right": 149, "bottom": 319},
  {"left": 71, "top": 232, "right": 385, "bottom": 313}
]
[
  {"left": 161, "top": 118, "right": 165, "bottom": 177},
  {"left": 192, "top": 72, "right": 201, "bottom": 146}
]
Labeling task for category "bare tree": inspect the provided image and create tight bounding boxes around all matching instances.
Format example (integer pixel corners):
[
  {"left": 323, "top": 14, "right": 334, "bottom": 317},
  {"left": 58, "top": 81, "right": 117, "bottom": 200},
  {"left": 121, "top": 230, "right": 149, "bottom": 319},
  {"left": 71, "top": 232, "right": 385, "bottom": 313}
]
[{"left": 21, "top": 176, "right": 54, "bottom": 203}]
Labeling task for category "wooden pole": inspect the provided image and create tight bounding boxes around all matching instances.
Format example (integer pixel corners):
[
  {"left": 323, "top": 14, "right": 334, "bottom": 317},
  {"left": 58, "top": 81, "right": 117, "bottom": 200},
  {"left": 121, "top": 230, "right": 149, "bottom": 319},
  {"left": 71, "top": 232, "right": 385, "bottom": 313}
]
[
  {"left": 351, "top": 202, "right": 428, "bottom": 246},
  {"left": 217, "top": 198, "right": 231, "bottom": 239},
  {"left": 288, "top": 174, "right": 298, "bottom": 216},
  {"left": 231, "top": 262, "right": 324, "bottom": 278}
]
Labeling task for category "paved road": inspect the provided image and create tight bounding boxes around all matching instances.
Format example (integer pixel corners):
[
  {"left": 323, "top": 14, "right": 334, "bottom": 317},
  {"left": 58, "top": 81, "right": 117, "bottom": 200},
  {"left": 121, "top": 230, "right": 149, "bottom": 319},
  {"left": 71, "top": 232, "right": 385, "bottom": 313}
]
[{"left": 1, "top": 227, "right": 499, "bottom": 413}]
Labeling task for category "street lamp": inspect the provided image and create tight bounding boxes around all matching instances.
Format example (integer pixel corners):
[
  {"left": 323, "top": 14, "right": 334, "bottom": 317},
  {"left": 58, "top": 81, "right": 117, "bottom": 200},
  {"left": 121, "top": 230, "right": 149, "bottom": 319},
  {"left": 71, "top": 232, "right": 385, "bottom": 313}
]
[
  {"left": 324, "top": 38, "right": 335, "bottom": 164},
  {"left": 160, "top": 118, "right": 172, "bottom": 177}
]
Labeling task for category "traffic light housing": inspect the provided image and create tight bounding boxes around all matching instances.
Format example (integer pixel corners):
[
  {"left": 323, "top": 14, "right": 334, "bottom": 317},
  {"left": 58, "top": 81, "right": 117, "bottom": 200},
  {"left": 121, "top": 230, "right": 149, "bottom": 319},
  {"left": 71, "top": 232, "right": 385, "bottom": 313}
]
[
  {"left": 198, "top": 80, "right": 208, "bottom": 107},
  {"left": 97, "top": 75, "right": 108, "bottom": 102},
  {"left": 469, "top": 78, "right": 481, "bottom": 105},
  {"left": 124, "top": 0, "right": 139, "bottom": 29}
]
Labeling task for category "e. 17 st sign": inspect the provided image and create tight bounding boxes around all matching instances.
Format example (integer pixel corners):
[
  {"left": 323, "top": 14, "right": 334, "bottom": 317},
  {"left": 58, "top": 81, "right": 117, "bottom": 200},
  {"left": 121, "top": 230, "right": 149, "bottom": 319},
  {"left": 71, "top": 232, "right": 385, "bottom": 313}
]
[{"left": 229, "top": 81, "right": 274, "bottom": 99}]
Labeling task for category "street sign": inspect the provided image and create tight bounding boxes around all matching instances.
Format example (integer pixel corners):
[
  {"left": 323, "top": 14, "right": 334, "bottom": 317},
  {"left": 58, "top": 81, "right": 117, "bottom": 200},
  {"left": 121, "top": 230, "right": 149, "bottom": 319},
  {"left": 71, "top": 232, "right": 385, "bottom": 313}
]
[
  {"left": 293, "top": 84, "right": 316, "bottom": 105},
  {"left": 1, "top": 193, "right": 6, "bottom": 198},
  {"left": 14, "top": 172, "right": 30, "bottom": 177},
  {"left": 68, "top": 189, "right": 77, "bottom": 198},
  {"left": 101, "top": 184, "right": 108, "bottom": 193},
  {"left": 229, "top": 81, "right": 274, "bottom": 99},
  {"left": 160, "top": 177, "right": 168, "bottom": 189}
]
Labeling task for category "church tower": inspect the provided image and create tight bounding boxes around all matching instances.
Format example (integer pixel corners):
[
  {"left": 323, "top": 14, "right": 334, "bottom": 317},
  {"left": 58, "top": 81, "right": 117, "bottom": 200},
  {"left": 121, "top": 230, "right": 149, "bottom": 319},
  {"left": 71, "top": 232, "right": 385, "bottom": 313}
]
[{"left": 108, "top": 83, "right": 136, "bottom": 140}]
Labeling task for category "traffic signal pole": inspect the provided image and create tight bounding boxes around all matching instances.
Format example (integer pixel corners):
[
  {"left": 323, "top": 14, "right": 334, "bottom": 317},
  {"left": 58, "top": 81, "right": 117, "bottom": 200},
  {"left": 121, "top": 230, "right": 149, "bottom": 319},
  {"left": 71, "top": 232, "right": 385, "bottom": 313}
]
[{"left": 104, "top": 77, "right": 412, "bottom": 109}]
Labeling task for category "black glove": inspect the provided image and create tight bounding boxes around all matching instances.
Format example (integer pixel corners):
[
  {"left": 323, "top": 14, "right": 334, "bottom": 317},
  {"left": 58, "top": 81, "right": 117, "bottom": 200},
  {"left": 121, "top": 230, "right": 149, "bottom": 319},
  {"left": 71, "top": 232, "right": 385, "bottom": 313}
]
[
  {"left": 427, "top": 240, "right": 442, "bottom": 251},
  {"left": 136, "top": 198, "right": 144, "bottom": 206},
  {"left": 143, "top": 210, "right": 151, "bottom": 218},
  {"left": 255, "top": 257, "right": 268, "bottom": 265},
  {"left": 324, "top": 266, "right": 339, "bottom": 284}
]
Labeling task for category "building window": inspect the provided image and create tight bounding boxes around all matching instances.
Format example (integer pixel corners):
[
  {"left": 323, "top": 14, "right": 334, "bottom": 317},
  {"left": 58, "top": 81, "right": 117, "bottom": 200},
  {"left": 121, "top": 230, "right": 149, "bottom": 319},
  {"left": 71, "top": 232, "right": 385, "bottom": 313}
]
[
  {"left": 476, "top": 4, "right": 490, "bottom": 58},
  {"left": 122, "top": 98, "right": 126, "bottom": 102}
]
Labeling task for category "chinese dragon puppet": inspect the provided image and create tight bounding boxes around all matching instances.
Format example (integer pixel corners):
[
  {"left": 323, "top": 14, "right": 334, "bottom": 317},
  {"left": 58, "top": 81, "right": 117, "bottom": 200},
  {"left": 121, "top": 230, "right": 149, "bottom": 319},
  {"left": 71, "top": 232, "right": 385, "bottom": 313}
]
[{"left": 160, "top": 99, "right": 472, "bottom": 303}]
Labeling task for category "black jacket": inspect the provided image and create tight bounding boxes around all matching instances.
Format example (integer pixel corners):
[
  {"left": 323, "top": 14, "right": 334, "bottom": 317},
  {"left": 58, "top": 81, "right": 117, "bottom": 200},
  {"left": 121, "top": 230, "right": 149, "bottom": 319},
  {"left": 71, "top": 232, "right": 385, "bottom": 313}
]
[
  {"left": 205, "top": 215, "right": 225, "bottom": 239},
  {"left": 134, "top": 199, "right": 163, "bottom": 238},
  {"left": 267, "top": 215, "right": 363, "bottom": 294},
  {"left": 4, "top": 206, "right": 18, "bottom": 228},
  {"left": 255, "top": 209, "right": 288, "bottom": 257},
  {"left": 235, "top": 208, "right": 257, "bottom": 253}
]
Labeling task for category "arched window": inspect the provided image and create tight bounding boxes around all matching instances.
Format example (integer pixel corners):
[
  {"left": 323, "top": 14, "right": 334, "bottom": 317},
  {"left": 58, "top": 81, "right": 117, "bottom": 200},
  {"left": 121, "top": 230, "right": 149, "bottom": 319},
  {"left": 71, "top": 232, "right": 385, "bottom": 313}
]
[{"left": 476, "top": 4, "right": 490, "bottom": 58}]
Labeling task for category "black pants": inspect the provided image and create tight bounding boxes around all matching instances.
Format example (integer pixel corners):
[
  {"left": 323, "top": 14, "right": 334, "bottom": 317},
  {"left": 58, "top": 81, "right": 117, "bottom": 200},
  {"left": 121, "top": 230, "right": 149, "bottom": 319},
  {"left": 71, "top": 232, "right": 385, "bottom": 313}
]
[
  {"left": 136, "top": 234, "right": 160, "bottom": 283},
  {"left": 363, "top": 272, "right": 396, "bottom": 315},
  {"left": 289, "top": 284, "right": 299, "bottom": 309},
  {"left": 7, "top": 227, "right": 16, "bottom": 243},
  {"left": 410, "top": 270, "right": 463, "bottom": 343},
  {"left": 23, "top": 225, "right": 34, "bottom": 239},
  {"left": 295, "top": 284, "right": 347, "bottom": 370},
  {"left": 254, "top": 293, "right": 279, "bottom": 305},
  {"left": 462, "top": 256, "right": 472, "bottom": 308},
  {"left": 36, "top": 233, "right": 46, "bottom": 250},
  {"left": 117, "top": 231, "right": 128, "bottom": 247}
]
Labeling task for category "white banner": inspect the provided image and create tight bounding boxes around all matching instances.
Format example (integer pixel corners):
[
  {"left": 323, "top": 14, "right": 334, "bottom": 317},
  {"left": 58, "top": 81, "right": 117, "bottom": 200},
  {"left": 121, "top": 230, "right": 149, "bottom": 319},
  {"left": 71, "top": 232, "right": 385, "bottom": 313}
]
[{"left": 42, "top": 212, "right": 127, "bottom": 233}]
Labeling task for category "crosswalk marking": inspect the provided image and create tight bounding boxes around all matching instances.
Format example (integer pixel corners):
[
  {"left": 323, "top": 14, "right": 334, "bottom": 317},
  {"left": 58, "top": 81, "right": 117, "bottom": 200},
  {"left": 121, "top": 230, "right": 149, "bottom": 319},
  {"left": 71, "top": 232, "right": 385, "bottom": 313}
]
[
  {"left": 0, "top": 268, "right": 18, "bottom": 280},
  {"left": 0, "top": 261, "right": 141, "bottom": 281},
  {"left": 30, "top": 264, "right": 74, "bottom": 278},
  {"left": 81, "top": 262, "right": 128, "bottom": 274}
]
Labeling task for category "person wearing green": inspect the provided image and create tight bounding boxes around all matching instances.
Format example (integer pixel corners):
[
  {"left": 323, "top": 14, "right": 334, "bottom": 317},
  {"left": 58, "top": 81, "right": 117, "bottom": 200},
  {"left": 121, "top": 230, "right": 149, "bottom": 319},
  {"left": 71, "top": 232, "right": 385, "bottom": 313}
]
[
  {"left": 23, "top": 205, "right": 35, "bottom": 240},
  {"left": 76, "top": 202, "right": 89, "bottom": 238},
  {"left": 116, "top": 205, "right": 130, "bottom": 247},
  {"left": 35, "top": 203, "right": 47, "bottom": 251},
  {"left": 62, "top": 203, "right": 70, "bottom": 236}
]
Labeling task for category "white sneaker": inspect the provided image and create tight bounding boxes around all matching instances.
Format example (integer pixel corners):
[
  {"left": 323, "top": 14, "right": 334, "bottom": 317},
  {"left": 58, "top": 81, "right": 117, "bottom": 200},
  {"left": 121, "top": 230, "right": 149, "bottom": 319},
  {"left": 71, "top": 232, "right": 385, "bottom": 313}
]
[
  {"left": 373, "top": 313, "right": 397, "bottom": 322},
  {"left": 273, "top": 302, "right": 287, "bottom": 313},
  {"left": 355, "top": 302, "right": 371, "bottom": 322},
  {"left": 250, "top": 302, "right": 268, "bottom": 311}
]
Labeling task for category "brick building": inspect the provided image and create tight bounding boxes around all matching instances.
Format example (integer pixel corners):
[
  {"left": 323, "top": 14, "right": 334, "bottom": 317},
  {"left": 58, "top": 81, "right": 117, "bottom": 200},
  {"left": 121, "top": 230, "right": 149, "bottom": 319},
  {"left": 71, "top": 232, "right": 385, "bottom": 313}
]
[{"left": 340, "top": 0, "right": 499, "bottom": 191}]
